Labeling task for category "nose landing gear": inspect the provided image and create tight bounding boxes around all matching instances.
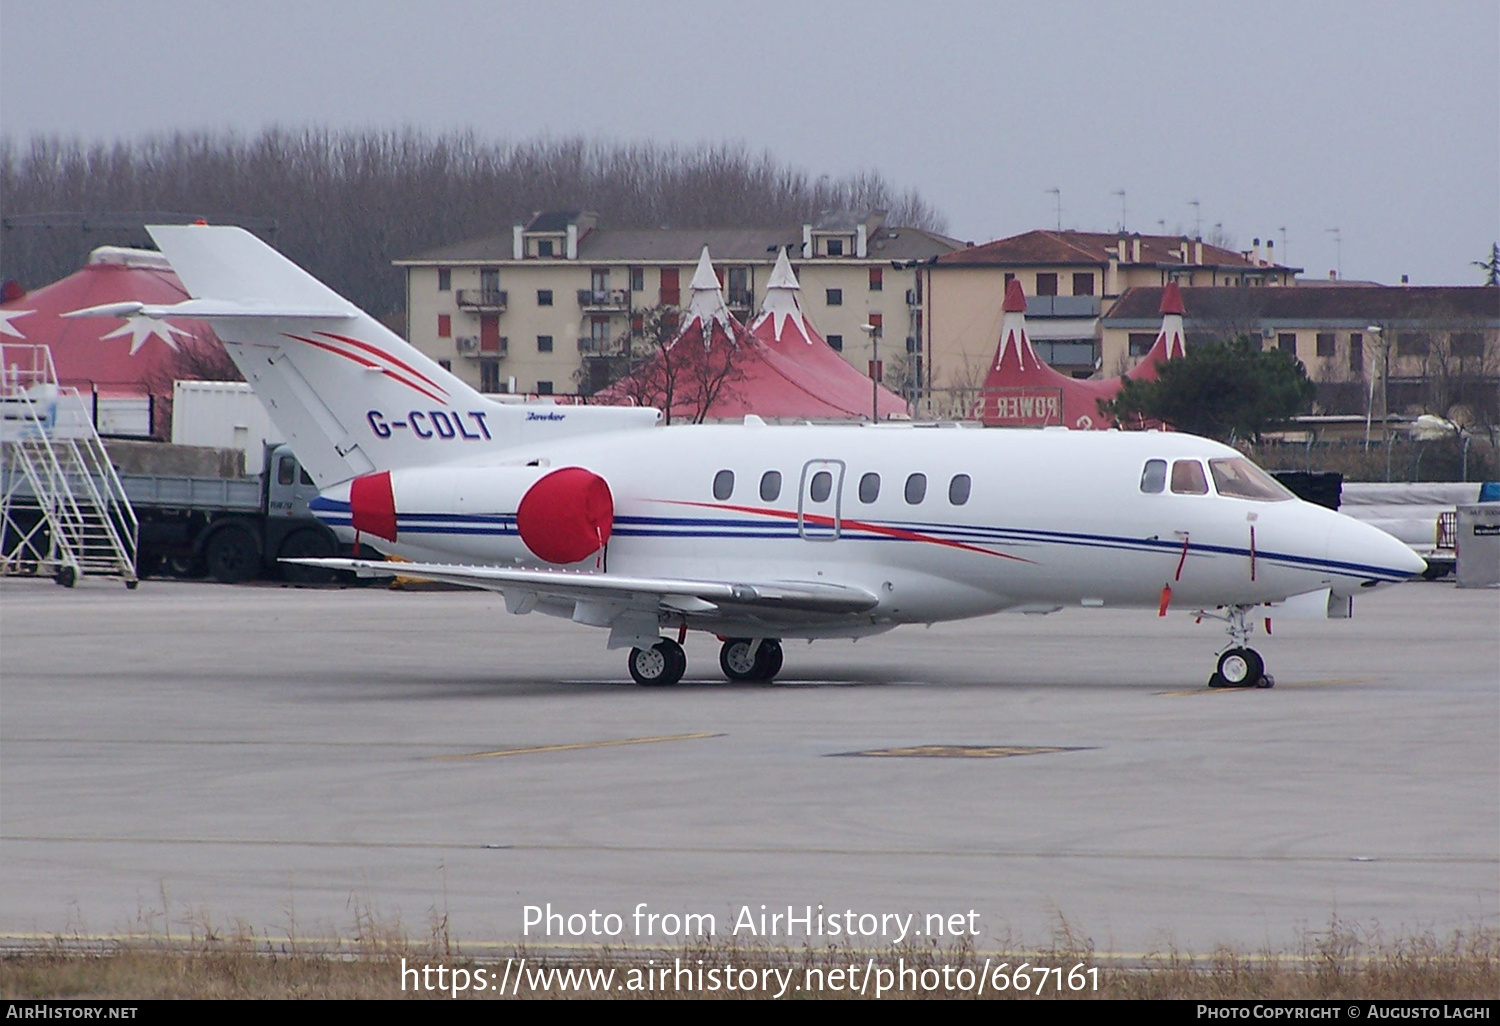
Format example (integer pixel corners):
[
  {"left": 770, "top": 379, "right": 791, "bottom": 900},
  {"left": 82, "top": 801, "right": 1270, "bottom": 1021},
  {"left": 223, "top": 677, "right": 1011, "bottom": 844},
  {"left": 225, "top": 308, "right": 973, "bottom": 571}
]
[{"left": 1199, "top": 605, "right": 1275, "bottom": 689}]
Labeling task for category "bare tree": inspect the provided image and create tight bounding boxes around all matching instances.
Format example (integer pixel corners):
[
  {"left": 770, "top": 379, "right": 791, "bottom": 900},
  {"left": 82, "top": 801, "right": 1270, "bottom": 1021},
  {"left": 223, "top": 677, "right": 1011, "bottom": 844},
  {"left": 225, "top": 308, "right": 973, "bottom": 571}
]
[{"left": 587, "top": 305, "right": 748, "bottom": 425}]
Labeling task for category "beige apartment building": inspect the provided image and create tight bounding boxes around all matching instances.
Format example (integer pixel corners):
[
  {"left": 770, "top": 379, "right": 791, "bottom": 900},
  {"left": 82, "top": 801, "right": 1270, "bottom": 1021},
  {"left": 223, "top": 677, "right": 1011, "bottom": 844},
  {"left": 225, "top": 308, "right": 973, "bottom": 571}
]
[
  {"left": 921, "top": 230, "right": 1298, "bottom": 403},
  {"left": 1100, "top": 285, "right": 1500, "bottom": 421},
  {"left": 397, "top": 210, "right": 960, "bottom": 397}
]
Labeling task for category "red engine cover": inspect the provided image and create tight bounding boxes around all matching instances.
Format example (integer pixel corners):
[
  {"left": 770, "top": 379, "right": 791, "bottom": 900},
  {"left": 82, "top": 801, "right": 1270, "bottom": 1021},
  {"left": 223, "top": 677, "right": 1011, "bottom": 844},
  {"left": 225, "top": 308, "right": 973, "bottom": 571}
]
[
  {"left": 349, "top": 470, "right": 398, "bottom": 542},
  {"left": 515, "top": 467, "right": 614, "bottom": 564}
]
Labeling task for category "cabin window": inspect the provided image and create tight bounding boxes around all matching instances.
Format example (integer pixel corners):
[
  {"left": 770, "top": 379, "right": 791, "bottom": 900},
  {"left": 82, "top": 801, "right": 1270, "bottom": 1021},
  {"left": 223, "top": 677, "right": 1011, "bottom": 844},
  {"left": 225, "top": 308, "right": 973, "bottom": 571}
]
[
  {"left": 1209, "top": 458, "right": 1293, "bottom": 501},
  {"left": 1170, "top": 459, "right": 1209, "bottom": 495},
  {"left": 759, "top": 471, "right": 781, "bottom": 502},
  {"left": 277, "top": 456, "right": 297, "bottom": 486},
  {"left": 809, "top": 471, "right": 833, "bottom": 503},
  {"left": 948, "top": 474, "right": 971, "bottom": 505},
  {"left": 858, "top": 472, "right": 880, "bottom": 503},
  {"left": 1140, "top": 459, "right": 1167, "bottom": 493},
  {"left": 904, "top": 473, "right": 927, "bottom": 504},
  {"left": 713, "top": 470, "right": 735, "bottom": 501}
]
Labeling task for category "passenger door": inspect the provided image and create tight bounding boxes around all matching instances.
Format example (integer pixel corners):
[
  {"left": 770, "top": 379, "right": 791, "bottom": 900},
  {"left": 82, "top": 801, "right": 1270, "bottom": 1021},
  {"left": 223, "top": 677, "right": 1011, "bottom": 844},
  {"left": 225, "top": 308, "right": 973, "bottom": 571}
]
[{"left": 798, "top": 459, "right": 845, "bottom": 541}]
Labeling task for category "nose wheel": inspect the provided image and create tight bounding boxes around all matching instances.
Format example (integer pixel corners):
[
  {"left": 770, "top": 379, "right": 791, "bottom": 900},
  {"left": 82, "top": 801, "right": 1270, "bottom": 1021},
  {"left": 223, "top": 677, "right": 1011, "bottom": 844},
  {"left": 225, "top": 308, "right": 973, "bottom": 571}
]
[
  {"left": 1201, "top": 605, "right": 1276, "bottom": 688},
  {"left": 719, "top": 638, "right": 784, "bottom": 682},
  {"left": 628, "top": 639, "right": 687, "bottom": 686}
]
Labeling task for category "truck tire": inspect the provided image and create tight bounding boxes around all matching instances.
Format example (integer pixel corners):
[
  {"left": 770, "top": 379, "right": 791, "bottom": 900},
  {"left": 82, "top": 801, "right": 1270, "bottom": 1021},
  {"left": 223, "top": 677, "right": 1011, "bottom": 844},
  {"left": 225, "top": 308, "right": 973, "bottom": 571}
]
[
  {"left": 204, "top": 525, "right": 261, "bottom": 584},
  {"left": 278, "top": 528, "right": 338, "bottom": 584}
]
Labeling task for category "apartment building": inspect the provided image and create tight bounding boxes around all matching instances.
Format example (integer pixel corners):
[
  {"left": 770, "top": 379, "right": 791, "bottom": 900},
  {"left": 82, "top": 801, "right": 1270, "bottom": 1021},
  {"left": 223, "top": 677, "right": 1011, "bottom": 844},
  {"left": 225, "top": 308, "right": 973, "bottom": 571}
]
[
  {"left": 1100, "top": 285, "right": 1500, "bottom": 420},
  {"left": 922, "top": 230, "right": 1299, "bottom": 400},
  {"left": 397, "top": 210, "right": 960, "bottom": 396}
]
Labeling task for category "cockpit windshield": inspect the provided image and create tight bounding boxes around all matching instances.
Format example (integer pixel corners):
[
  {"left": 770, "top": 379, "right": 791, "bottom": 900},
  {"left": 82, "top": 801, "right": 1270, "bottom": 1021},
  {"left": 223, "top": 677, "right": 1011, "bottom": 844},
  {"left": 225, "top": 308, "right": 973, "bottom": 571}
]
[{"left": 1209, "top": 457, "right": 1294, "bottom": 501}]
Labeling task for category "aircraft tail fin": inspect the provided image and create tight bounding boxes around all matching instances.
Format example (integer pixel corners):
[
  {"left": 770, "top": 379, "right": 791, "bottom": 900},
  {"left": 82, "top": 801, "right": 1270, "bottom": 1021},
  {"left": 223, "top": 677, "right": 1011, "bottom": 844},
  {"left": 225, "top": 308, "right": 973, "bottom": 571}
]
[{"left": 129, "top": 225, "right": 656, "bottom": 487}]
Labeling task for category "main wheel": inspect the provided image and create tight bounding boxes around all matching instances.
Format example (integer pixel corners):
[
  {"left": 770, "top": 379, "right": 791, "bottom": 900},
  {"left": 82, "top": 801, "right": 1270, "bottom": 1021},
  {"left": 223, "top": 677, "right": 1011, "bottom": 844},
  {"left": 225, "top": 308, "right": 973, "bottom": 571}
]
[
  {"left": 753, "top": 639, "right": 784, "bottom": 681},
  {"left": 719, "top": 638, "right": 760, "bottom": 681},
  {"left": 278, "top": 528, "right": 337, "bottom": 584},
  {"left": 629, "top": 640, "right": 686, "bottom": 686},
  {"left": 204, "top": 526, "right": 261, "bottom": 584},
  {"left": 1214, "top": 647, "right": 1265, "bottom": 688}
]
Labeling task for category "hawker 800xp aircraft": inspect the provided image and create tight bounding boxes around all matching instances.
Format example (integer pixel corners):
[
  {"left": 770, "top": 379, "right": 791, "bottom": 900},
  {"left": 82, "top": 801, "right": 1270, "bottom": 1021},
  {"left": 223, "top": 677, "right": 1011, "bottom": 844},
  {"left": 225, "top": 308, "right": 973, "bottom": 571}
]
[{"left": 73, "top": 225, "right": 1424, "bottom": 688}]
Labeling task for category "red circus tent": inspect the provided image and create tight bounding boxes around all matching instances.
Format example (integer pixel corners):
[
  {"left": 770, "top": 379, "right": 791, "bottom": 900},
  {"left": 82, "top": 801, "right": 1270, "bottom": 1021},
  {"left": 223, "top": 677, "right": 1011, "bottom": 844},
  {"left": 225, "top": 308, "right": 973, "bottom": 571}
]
[
  {"left": 595, "top": 247, "right": 907, "bottom": 422},
  {"left": 0, "top": 246, "right": 216, "bottom": 406},
  {"left": 980, "top": 279, "right": 1185, "bottom": 428}
]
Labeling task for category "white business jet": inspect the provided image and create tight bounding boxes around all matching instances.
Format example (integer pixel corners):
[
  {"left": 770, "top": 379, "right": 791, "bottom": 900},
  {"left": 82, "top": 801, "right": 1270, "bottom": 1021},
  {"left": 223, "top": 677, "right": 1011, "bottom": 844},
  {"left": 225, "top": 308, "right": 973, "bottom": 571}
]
[{"left": 72, "top": 225, "right": 1424, "bottom": 688}]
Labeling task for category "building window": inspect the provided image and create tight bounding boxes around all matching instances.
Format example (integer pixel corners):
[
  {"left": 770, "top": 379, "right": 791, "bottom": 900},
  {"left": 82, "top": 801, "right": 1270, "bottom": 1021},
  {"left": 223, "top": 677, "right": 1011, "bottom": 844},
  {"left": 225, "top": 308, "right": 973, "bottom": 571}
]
[
  {"left": 1452, "top": 333, "right": 1485, "bottom": 358},
  {"left": 630, "top": 267, "right": 644, "bottom": 292},
  {"left": 1072, "top": 273, "right": 1094, "bottom": 296},
  {"left": 1349, "top": 333, "right": 1363, "bottom": 373},
  {"left": 867, "top": 313, "right": 882, "bottom": 336},
  {"left": 1278, "top": 333, "right": 1297, "bottom": 354},
  {"left": 826, "top": 288, "right": 842, "bottom": 306},
  {"left": 827, "top": 239, "right": 844, "bottom": 257},
  {"left": 537, "top": 335, "right": 553, "bottom": 353},
  {"left": 1398, "top": 332, "right": 1431, "bottom": 356},
  {"left": 537, "top": 240, "right": 554, "bottom": 258},
  {"left": 1129, "top": 333, "right": 1157, "bottom": 357},
  {"left": 1035, "top": 272, "right": 1058, "bottom": 296},
  {"left": 537, "top": 289, "right": 553, "bottom": 306},
  {"left": 536, "top": 380, "right": 553, "bottom": 395},
  {"left": 479, "top": 359, "right": 500, "bottom": 393},
  {"left": 869, "top": 267, "right": 883, "bottom": 291},
  {"left": 437, "top": 314, "right": 451, "bottom": 338},
  {"left": 1316, "top": 333, "right": 1336, "bottom": 357},
  {"left": 827, "top": 334, "right": 843, "bottom": 352},
  {"left": 437, "top": 268, "right": 451, "bottom": 292},
  {"left": 481, "top": 268, "right": 500, "bottom": 292},
  {"left": 1003, "top": 272, "right": 1016, "bottom": 286}
]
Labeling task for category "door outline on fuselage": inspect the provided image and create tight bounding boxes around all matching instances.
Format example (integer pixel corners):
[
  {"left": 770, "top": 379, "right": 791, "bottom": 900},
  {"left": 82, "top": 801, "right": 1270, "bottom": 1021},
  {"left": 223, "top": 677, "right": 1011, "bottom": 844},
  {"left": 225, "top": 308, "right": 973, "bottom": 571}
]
[{"left": 798, "top": 459, "right": 845, "bottom": 541}]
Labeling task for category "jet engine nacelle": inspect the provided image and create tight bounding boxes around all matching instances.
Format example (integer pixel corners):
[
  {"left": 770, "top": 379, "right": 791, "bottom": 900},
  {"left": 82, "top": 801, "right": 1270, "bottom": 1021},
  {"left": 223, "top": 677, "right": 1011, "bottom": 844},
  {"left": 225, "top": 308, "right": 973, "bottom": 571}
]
[{"left": 342, "top": 464, "right": 614, "bottom": 565}]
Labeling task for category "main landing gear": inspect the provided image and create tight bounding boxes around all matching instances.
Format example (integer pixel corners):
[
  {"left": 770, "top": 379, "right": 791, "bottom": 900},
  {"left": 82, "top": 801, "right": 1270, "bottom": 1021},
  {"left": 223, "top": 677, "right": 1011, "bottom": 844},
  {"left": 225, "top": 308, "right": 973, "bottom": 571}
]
[
  {"left": 625, "top": 636, "right": 786, "bottom": 686},
  {"left": 718, "top": 638, "right": 783, "bottom": 683},
  {"left": 1201, "top": 605, "right": 1275, "bottom": 689}
]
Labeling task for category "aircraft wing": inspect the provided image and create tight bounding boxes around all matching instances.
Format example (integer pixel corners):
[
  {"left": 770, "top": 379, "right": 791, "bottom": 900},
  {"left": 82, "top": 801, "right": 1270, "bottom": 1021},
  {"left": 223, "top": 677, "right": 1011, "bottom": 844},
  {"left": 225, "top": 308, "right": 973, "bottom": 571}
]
[{"left": 288, "top": 558, "right": 880, "bottom": 616}]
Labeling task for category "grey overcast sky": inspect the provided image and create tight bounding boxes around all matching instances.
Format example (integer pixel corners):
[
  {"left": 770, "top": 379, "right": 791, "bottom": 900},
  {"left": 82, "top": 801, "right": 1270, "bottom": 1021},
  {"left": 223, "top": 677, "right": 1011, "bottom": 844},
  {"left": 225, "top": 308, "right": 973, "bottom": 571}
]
[{"left": 2, "top": 0, "right": 1496, "bottom": 286}]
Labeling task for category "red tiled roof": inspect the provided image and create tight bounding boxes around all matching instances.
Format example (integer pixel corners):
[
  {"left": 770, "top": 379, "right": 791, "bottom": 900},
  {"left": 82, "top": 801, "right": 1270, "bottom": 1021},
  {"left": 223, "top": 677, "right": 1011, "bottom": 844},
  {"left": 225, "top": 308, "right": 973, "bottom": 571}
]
[{"left": 938, "top": 229, "right": 1275, "bottom": 270}]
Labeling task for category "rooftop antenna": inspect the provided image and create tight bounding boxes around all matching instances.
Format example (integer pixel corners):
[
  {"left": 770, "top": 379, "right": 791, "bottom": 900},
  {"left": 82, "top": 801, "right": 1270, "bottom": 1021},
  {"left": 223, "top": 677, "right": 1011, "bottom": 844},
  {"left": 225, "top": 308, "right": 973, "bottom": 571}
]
[
  {"left": 1046, "top": 188, "right": 1061, "bottom": 231},
  {"left": 1326, "top": 227, "right": 1342, "bottom": 279},
  {"left": 1112, "top": 189, "right": 1127, "bottom": 232},
  {"left": 1279, "top": 226, "right": 1288, "bottom": 264},
  {"left": 1156, "top": 219, "right": 1166, "bottom": 234},
  {"left": 1189, "top": 199, "right": 1202, "bottom": 239}
]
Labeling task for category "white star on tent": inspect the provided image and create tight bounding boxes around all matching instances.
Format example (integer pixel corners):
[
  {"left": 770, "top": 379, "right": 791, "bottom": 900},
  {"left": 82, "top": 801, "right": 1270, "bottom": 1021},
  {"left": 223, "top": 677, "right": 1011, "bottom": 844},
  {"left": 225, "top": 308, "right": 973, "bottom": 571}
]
[
  {"left": 100, "top": 314, "right": 183, "bottom": 355},
  {"left": 0, "top": 308, "right": 35, "bottom": 340}
]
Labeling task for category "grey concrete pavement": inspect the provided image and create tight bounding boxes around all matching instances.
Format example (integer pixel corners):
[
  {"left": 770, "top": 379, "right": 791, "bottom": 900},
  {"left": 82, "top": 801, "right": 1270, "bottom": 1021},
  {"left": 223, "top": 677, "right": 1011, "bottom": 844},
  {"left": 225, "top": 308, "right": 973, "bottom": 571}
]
[{"left": 1, "top": 577, "right": 1495, "bottom": 954}]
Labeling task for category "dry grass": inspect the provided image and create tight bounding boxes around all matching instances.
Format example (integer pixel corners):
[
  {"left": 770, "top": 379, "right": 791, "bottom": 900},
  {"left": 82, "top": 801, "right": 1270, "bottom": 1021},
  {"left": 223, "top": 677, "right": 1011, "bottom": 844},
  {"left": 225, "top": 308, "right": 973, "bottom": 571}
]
[{"left": 3, "top": 914, "right": 1495, "bottom": 1000}]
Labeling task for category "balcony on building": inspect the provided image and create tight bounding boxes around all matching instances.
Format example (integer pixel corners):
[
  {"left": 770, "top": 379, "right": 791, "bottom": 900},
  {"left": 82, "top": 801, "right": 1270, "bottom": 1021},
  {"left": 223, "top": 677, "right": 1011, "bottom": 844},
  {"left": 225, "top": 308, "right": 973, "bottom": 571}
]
[
  {"left": 456, "top": 288, "right": 508, "bottom": 311},
  {"left": 577, "top": 334, "right": 619, "bottom": 355},
  {"left": 577, "top": 288, "right": 630, "bottom": 312}
]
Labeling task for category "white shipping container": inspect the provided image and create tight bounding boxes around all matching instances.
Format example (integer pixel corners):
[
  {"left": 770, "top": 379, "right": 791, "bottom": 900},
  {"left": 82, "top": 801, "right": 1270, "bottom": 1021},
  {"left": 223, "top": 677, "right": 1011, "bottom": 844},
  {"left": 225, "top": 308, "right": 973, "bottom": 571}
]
[{"left": 171, "top": 380, "right": 281, "bottom": 475}]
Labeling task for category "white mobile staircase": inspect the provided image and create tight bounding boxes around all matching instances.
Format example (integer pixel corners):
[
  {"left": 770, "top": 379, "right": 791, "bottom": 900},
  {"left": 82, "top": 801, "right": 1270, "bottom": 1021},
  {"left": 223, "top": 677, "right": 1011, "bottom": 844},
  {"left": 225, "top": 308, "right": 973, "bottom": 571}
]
[{"left": 0, "top": 344, "right": 138, "bottom": 587}]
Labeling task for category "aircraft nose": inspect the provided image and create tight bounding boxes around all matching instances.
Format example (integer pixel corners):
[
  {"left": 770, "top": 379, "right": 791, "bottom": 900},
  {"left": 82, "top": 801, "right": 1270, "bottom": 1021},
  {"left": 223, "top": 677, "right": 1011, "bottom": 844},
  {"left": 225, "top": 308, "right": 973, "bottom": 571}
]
[{"left": 1327, "top": 512, "right": 1427, "bottom": 587}]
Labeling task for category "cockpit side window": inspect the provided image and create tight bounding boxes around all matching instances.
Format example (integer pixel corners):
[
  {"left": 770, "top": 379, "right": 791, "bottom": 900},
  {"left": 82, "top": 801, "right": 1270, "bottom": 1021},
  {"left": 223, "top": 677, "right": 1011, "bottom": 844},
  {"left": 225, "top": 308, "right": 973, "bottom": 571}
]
[
  {"left": 1140, "top": 459, "right": 1167, "bottom": 493},
  {"left": 1170, "top": 459, "right": 1209, "bottom": 495},
  {"left": 1209, "top": 457, "right": 1293, "bottom": 501}
]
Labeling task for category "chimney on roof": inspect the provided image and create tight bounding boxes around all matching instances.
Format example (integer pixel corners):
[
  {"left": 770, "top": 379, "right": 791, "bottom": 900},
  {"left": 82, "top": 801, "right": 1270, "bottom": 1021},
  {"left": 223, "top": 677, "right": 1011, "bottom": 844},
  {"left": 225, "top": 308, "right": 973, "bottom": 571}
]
[
  {"left": 802, "top": 224, "right": 813, "bottom": 259},
  {"left": 1401, "top": 274, "right": 1409, "bottom": 284},
  {"left": 1253, "top": 238, "right": 1262, "bottom": 266},
  {"left": 1194, "top": 238, "right": 1203, "bottom": 265},
  {"left": 1329, "top": 269, "right": 1338, "bottom": 281},
  {"left": 1131, "top": 234, "right": 1141, "bottom": 263},
  {"left": 566, "top": 223, "right": 578, "bottom": 261},
  {"left": 1266, "top": 238, "right": 1275, "bottom": 266},
  {"left": 856, "top": 223, "right": 868, "bottom": 258},
  {"left": 512, "top": 225, "right": 523, "bottom": 260},
  {"left": 1118, "top": 237, "right": 1128, "bottom": 262}
]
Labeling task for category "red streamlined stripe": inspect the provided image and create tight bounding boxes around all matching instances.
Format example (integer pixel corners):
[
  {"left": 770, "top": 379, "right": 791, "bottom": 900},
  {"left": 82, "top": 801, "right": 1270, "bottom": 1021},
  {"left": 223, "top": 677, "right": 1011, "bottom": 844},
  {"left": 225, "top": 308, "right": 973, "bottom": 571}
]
[
  {"left": 317, "top": 332, "right": 449, "bottom": 399},
  {"left": 664, "top": 500, "right": 1035, "bottom": 564},
  {"left": 285, "top": 333, "right": 447, "bottom": 404}
]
